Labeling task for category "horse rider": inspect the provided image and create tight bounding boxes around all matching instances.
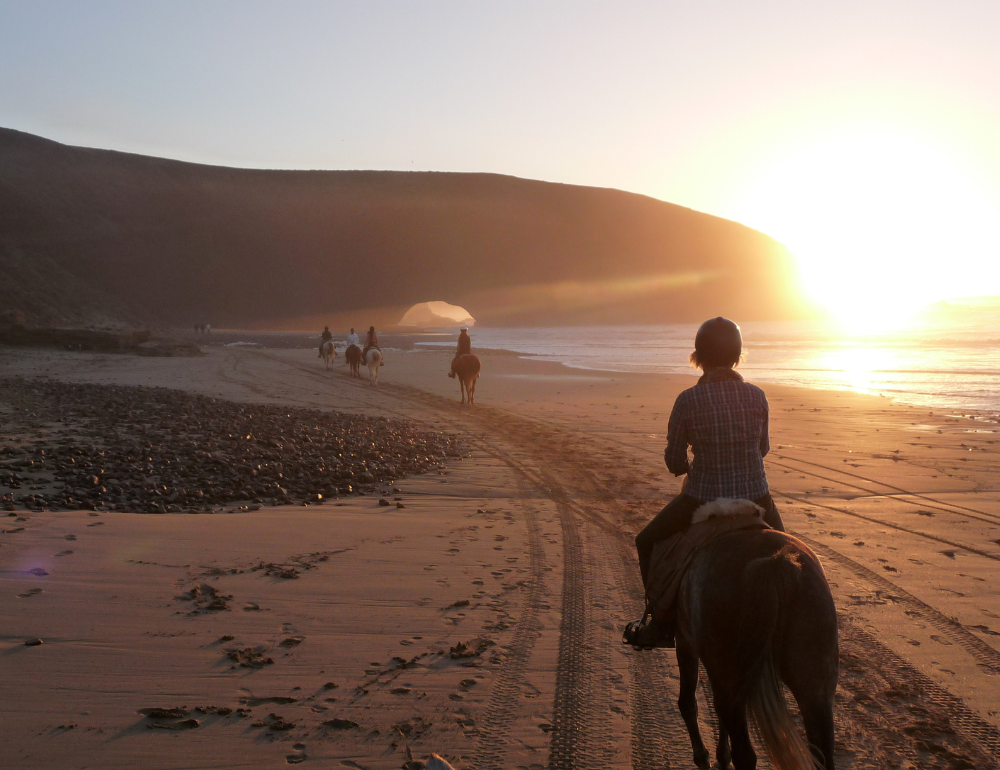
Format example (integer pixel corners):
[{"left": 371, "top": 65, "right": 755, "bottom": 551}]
[
  {"left": 318, "top": 325, "right": 332, "bottom": 357},
  {"left": 362, "top": 325, "right": 382, "bottom": 364},
  {"left": 346, "top": 327, "right": 359, "bottom": 347},
  {"left": 449, "top": 325, "right": 472, "bottom": 379},
  {"left": 456, "top": 326, "right": 471, "bottom": 356},
  {"left": 624, "top": 317, "right": 785, "bottom": 649}
]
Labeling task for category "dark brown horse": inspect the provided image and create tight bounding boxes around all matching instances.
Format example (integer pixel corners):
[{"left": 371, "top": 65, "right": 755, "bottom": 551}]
[
  {"left": 345, "top": 344, "right": 362, "bottom": 378},
  {"left": 448, "top": 354, "right": 481, "bottom": 404},
  {"left": 675, "top": 530, "right": 838, "bottom": 770}
]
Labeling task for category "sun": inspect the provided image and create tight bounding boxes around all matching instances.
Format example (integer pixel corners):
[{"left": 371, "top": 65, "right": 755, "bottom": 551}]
[{"left": 735, "top": 132, "right": 1000, "bottom": 332}]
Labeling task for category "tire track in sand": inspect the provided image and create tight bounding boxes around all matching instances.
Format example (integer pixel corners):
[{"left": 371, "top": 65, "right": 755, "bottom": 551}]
[
  {"left": 798, "top": 533, "right": 1000, "bottom": 675},
  {"left": 233, "top": 351, "right": 1000, "bottom": 767},
  {"left": 469, "top": 474, "right": 547, "bottom": 770}
]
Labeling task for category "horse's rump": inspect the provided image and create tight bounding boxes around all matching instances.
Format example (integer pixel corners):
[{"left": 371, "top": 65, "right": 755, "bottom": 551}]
[
  {"left": 451, "top": 353, "right": 481, "bottom": 378},
  {"left": 678, "top": 530, "right": 838, "bottom": 770}
]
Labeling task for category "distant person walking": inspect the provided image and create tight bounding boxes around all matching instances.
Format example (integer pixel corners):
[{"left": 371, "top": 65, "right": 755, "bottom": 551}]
[
  {"left": 456, "top": 326, "right": 471, "bottom": 356},
  {"left": 362, "top": 325, "right": 382, "bottom": 365},
  {"left": 346, "top": 327, "right": 359, "bottom": 347},
  {"left": 319, "top": 325, "right": 333, "bottom": 357}
]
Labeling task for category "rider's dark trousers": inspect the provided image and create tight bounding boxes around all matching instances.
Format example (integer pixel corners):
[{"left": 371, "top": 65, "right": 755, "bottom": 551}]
[{"left": 635, "top": 491, "right": 784, "bottom": 588}]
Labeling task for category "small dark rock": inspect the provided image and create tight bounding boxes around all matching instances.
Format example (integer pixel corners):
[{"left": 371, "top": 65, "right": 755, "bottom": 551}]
[{"left": 323, "top": 718, "right": 359, "bottom": 730}]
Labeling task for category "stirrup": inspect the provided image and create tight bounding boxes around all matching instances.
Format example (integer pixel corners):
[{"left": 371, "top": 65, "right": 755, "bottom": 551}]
[
  {"left": 622, "top": 610, "right": 653, "bottom": 650},
  {"left": 622, "top": 619, "right": 643, "bottom": 646}
]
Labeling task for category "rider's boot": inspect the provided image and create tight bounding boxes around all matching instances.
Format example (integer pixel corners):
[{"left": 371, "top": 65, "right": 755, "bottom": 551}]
[{"left": 623, "top": 615, "right": 675, "bottom": 650}]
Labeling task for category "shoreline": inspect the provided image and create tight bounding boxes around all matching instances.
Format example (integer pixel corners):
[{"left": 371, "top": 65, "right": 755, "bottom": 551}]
[{"left": 153, "top": 321, "right": 1000, "bottom": 416}]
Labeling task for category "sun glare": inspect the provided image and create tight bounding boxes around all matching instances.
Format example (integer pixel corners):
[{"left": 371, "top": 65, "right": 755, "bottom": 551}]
[{"left": 736, "top": 132, "right": 1000, "bottom": 332}]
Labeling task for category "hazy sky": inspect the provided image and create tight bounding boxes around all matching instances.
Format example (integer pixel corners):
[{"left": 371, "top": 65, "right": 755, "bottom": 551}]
[{"left": 3, "top": 1, "right": 1000, "bottom": 228}]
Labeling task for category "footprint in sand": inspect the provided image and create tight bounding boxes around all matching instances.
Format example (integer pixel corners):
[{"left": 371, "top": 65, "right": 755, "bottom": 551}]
[
  {"left": 64, "top": 534, "right": 77, "bottom": 541},
  {"left": 86, "top": 521, "right": 104, "bottom": 527},
  {"left": 17, "top": 588, "right": 43, "bottom": 598},
  {"left": 56, "top": 550, "right": 73, "bottom": 557}
]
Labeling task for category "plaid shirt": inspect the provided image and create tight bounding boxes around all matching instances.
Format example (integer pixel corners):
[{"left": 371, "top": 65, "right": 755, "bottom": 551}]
[{"left": 665, "top": 374, "right": 770, "bottom": 501}]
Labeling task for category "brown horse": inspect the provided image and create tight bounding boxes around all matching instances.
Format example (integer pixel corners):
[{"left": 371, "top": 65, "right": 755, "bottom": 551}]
[
  {"left": 345, "top": 344, "right": 362, "bottom": 377},
  {"left": 675, "top": 530, "right": 838, "bottom": 770},
  {"left": 449, "top": 354, "right": 481, "bottom": 404}
]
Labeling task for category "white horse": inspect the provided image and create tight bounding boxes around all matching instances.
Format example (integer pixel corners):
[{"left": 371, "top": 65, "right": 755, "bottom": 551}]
[
  {"left": 365, "top": 348, "right": 383, "bottom": 385},
  {"left": 320, "top": 340, "right": 337, "bottom": 369}
]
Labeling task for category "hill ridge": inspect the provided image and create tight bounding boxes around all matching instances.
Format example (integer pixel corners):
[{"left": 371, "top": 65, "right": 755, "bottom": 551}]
[{"left": 0, "top": 127, "right": 808, "bottom": 329}]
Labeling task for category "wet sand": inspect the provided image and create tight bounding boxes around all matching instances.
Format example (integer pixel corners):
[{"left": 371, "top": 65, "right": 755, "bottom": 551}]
[{"left": 2, "top": 343, "right": 999, "bottom": 769}]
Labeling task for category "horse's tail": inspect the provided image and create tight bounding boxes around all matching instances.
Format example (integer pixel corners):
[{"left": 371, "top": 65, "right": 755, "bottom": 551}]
[{"left": 737, "top": 544, "right": 818, "bottom": 770}]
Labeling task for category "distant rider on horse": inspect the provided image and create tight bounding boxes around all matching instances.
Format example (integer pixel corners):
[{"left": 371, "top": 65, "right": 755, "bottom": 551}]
[
  {"left": 457, "top": 326, "right": 471, "bottom": 356},
  {"left": 318, "top": 325, "right": 332, "bottom": 357},
  {"left": 346, "top": 327, "right": 359, "bottom": 347},
  {"left": 624, "top": 317, "right": 785, "bottom": 649},
  {"left": 450, "top": 326, "right": 472, "bottom": 379},
  {"left": 362, "top": 326, "right": 381, "bottom": 363}
]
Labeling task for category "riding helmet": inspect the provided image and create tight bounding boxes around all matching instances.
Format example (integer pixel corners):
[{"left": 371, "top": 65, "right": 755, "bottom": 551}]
[{"left": 692, "top": 317, "right": 742, "bottom": 368}]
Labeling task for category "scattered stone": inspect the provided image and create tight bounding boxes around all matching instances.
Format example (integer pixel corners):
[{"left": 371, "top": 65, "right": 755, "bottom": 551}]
[
  {"left": 245, "top": 696, "right": 298, "bottom": 706},
  {"left": 178, "top": 583, "right": 231, "bottom": 613},
  {"left": 449, "top": 638, "right": 494, "bottom": 659},
  {"left": 24, "top": 638, "right": 43, "bottom": 646},
  {"left": 378, "top": 498, "right": 391, "bottom": 507},
  {"left": 140, "top": 707, "right": 187, "bottom": 719},
  {"left": 322, "top": 718, "right": 359, "bottom": 730},
  {"left": 149, "top": 718, "right": 200, "bottom": 730},
  {"left": 0, "top": 379, "right": 463, "bottom": 514},
  {"left": 225, "top": 647, "right": 274, "bottom": 668},
  {"left": 263, "top": 713, "right": 295, "bottom": 731}
]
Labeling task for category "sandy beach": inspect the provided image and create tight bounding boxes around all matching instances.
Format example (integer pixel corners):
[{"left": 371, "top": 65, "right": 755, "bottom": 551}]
[{"left": 2, "top": 343, "right": 1000, "bottom": 769}]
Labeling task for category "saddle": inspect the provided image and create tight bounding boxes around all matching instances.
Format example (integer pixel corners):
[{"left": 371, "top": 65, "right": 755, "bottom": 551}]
[{"left": 645, "top": 499, "right": 770, "bottom": 623}]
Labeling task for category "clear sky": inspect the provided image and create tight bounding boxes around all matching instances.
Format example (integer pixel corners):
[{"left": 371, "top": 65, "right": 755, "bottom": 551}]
[{"left": 3, "top": 1, "right": 1000, "bottom": 322}]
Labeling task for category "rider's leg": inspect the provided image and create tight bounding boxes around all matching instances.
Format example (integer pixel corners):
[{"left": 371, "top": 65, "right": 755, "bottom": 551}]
[
  {"left": 754, "top": 492, "right": 785, "bottom": 532},
  {"left": 635, "top": 493, "right": 702, "bottom": 586}
]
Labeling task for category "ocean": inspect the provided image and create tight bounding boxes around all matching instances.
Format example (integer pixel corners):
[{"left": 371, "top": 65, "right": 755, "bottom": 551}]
[{"left": 417, "top": 308, "right": 1000, "bottom": 417}]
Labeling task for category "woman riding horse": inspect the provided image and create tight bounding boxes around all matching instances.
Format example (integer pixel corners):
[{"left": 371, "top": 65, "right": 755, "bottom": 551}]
[
  {"left": 362, "top": 325, "right": 381, "bottom": 362},
  {"left": 318, "top": 325, "right": 332, "bottom": 358},
  {"left": 625, "top": 317, "right": 785, "bottom": 649}
]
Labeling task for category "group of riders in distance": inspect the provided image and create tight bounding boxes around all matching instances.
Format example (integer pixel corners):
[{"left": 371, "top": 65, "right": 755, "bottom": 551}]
[
  {"left": 314, "top": 315, "right": 836, "bottom": 769},
  {"left": 318, "top": 324, "right": 481, "bottom": 402}
]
